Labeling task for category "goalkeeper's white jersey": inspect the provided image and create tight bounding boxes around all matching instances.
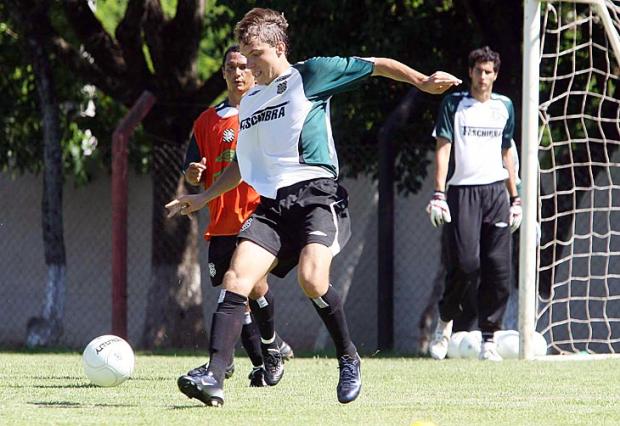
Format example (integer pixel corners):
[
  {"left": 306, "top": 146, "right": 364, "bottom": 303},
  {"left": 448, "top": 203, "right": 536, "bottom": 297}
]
[
  {"left": 236, "top": 56, "right": 374, "bottom": 199},
  {"left": 433, "top": 91, "right": 515, "bottom": 186}
]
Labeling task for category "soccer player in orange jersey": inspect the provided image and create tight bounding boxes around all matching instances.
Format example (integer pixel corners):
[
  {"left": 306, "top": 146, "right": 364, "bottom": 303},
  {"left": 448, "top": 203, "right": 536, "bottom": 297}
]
[{"left": 178, "top": 46, "right": 292, "bottom": 393}]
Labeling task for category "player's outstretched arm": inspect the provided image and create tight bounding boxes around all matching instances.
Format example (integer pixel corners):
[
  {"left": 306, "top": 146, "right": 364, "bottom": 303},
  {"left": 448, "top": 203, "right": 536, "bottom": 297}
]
[
  {"left": 166, "top": 161, "right": 243, "bottom": 218},
  {"left": 371, "top": 58, "right": 461, "bottom": 94}
]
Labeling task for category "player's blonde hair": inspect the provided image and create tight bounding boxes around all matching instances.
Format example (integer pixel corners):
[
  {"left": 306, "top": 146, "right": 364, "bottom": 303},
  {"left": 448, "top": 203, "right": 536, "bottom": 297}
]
[{"left": 234, "top": 8, "right": 289, "bottom": 54}]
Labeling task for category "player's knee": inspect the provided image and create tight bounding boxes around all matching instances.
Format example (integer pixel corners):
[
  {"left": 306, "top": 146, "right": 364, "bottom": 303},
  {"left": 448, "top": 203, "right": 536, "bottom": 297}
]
[
  {"left": 298, "top": 273, "right": 328, "bottom": 298},
  {"left": 222, "top": 270, "right": 252, "bottom": 296},
  {"left": 249, "top": 279, "right": 268, "bottom": 300}
]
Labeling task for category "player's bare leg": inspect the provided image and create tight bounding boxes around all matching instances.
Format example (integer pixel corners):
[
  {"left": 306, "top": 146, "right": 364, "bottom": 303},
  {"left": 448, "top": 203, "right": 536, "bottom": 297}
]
[{"left": 299, "top": 243, "right": 361, "bottom": 404}]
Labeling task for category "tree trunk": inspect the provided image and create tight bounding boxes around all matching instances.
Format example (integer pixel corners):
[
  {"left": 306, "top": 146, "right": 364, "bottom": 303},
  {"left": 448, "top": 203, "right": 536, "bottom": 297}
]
[
  {"left": 22, "top": 2, "right": 66, "bottom": 348},
  {"left": 141, "top": 116, "right": 208, "bottom": 349}
]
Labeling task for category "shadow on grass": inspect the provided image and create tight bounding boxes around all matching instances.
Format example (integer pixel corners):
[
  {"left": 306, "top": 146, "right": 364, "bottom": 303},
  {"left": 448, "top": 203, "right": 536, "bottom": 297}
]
[
  {"left": 169, "top": 404, "right": 211, "bottom": 410},
  {"left": 29, "top": 401, "right": 136, "bottom": 408},
  {"left": 7, "top": 383, "right": 94, "bottom": 389}
]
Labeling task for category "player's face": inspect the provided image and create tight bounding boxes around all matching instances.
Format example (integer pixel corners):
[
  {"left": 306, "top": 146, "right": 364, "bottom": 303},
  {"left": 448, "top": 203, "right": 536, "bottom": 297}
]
[
  {"left": 240, "top": 38, "right": 285, "bottom": 85},
  {"left": 222, "top": 51, "right": 254, "bottom": 95},
  {"left": 469, "top": 61, "right": 498, "bottom": 96}
]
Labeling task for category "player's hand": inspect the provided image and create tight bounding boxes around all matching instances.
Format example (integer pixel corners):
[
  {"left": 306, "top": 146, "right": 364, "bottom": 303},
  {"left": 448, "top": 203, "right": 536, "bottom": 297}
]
[
  {"left": 185, "top": 157, "right": 207, "bottom": 186},
  {"left": 509, "top": 196, "right": 522, "bottom": 233},
  {"left": 165, "top": 194, "right": 206, "bottom": 218},
  {"left": 426, "top": 191, "right": 451, "bottom": 227},
  {"left": 420, "top": 71, "right": 462, "bottom": 94}
]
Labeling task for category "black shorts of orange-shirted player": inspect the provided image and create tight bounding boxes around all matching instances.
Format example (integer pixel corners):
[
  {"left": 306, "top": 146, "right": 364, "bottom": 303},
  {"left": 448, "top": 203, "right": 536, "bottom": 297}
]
[{"left": 166, "top": 7, "right": 461, "bottom": 407}]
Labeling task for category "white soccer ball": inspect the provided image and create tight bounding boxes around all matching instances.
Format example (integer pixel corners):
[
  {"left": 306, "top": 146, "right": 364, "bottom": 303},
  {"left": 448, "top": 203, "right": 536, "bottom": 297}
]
[
  {"left": 496, "top": 330, "right": 548, "bottom": 359},
  {"left": 533, "top": 331, "right": 548, "bottom": 356},
  {"left": 82, "top": 335, "right": 135, "bottom": 387},
  {"left": 496, "top": 330, "right": 520, "bottom": 359},
  {"left": 458, "top": 330, "right": 482, "bottom": 359},
  {"left": 447, "top": 331, "right": 469, "bottom": 359}
]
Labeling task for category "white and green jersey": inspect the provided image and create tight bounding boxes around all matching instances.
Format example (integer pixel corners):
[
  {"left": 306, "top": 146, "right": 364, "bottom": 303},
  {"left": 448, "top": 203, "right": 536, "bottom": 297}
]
[
  {"left": 433, "top": 91, "right": 515, "bottom": 186},
  {"left": 236, "top": 56, "right": 374, "bottom": 198}
]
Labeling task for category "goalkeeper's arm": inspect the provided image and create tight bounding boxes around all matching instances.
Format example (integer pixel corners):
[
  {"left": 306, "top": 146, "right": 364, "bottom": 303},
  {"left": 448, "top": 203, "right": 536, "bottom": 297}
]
[{"left": 433, "top": 137, "right": 451, "bottom": 192}]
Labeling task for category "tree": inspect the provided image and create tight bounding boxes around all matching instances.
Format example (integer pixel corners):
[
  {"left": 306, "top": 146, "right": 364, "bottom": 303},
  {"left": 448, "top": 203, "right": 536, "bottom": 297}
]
[{"left": 7, "top": 0, "right": 67, "bottom": 347}]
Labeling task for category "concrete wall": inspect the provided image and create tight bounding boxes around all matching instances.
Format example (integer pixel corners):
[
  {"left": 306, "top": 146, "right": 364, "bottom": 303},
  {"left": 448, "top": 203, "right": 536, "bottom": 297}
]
[{"left": 0, "top": 169, "right": 441, "bottom": 354}]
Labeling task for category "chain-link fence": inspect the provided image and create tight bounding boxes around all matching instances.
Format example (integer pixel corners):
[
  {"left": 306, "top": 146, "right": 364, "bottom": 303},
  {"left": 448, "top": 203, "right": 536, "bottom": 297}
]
[{"left": 0, "top": 148, "right": 444, "bottom": 355}]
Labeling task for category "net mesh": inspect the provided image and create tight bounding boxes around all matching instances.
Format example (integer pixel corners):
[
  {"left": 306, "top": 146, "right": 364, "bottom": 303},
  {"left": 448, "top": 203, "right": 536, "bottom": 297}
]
[{"left": 537, "top": 0, "right": 620, "bottom": 354}]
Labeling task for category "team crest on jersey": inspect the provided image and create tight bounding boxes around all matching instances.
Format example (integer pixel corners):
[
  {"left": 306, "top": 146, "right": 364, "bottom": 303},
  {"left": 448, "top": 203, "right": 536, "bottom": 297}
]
[
  {"left": 274, "top": 74, "right": 291, "bottom": 83},
  {"left": 222, "top": 128, "right": 235, "bottom": 143},
  {"left": 277, "top": 81, "right": 287, "bottom": 94},
  {"left": 240, "top": 217, "right": 253, "bottom": 232}
]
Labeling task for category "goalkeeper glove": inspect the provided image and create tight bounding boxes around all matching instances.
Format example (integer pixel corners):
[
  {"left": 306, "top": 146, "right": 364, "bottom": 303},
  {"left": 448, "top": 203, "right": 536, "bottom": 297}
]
[
  {"left": 426, "top": 191, "right": 451, "bottom": 227},
  {"left": 509, "top": 196, "right": 522, "bottom": 233}
]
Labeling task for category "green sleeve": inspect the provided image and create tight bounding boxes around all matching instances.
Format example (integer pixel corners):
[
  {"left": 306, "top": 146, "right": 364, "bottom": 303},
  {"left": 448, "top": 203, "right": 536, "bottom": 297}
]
[
  {"left": 501, "top": 98, "right": 515, "bottom": 149},
  {"left": 295, "top": 56, "right": 374, "bottom": 99},
  {"left": 434, "top": 94, "right": 462, "bottom": 142}
]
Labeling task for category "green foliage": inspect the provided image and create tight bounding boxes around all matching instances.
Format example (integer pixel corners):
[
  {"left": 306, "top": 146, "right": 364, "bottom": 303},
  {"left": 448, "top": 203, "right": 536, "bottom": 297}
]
[{"left": 93, "top": 0, "right": 127, "bottom": 34}]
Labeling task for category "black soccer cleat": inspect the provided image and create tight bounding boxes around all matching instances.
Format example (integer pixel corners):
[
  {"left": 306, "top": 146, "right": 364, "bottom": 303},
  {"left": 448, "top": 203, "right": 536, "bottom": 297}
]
[
  {"left": 248, "top": 366, "right": 267, "bottom": 387},
  {"left": 177, "top": 371, "right": 224, "bottom": 407},
  {"left": 277, "top": 337, "right": 295, "bottom": 362},
  {"left": 337, "top": 353, "right": 362, "bottom": 404},
  {"left": 186, "top": 362, "right": 235, "bottom": 380},
  {"left": 262, "top": 347, "right": 284, "bottom": 386}
]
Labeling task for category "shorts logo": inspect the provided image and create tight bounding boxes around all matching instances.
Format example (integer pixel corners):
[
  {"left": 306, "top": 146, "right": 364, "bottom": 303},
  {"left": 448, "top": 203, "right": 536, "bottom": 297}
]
[
  {"left": 208, "top": 262, "right": 216, "bottom": 277},
  {"left": 277, "top": 81, "right": 287, "bottom": 94},
  {"left": 309, "top": 230, "right": 327, "bottom": 237},
  {"left": 240, "top": 217, "right": 253, "bottom": 232},
  {"left": 222, "top": 128, "right": 235, "bottom": 143},
  {"left": 495, "top": 222, "right": 508, "bottom": 228}
]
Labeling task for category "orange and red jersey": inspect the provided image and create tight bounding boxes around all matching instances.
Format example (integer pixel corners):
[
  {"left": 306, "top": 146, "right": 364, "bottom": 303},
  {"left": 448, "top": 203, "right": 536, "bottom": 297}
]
[{"left": 184, "top": 100, "right": 260, "bottom": 240}]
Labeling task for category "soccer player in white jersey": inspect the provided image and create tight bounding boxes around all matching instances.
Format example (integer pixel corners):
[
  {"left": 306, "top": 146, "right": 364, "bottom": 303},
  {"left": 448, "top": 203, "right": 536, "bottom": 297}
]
[
  {"left": 426, "top": 46, "right": 522, "bottom": 361},
  {"left": 166, "top": 7, "right": 461, "bottom": 406}
]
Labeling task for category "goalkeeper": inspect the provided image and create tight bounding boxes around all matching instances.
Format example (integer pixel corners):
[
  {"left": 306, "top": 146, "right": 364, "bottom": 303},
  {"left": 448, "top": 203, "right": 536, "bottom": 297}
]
[{"left": 427, "top": 46, "right": 521, "bottom": 361}]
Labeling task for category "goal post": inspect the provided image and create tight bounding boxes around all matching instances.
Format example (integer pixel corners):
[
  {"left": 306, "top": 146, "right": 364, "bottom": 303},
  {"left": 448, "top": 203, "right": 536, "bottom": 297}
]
[{"left": 520, "top": 0, "right": 620, "bottom": 359}]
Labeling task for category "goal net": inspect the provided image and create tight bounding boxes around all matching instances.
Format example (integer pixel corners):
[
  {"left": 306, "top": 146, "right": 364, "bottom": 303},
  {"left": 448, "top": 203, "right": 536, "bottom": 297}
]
[{"left": 523, "top": 0, "right": 620, "bottom": 356}]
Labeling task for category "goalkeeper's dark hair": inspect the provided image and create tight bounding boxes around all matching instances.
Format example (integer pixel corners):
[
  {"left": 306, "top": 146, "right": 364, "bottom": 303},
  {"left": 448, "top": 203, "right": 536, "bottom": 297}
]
[
  {"left": 222, "top": 45, "right": 240, "bottom": 70},
  {"left": 235, "top": 8, "right": 289, "bottom": 55},
  {"left": 468, "top": 46, "right": 501, "bottom": 73}
]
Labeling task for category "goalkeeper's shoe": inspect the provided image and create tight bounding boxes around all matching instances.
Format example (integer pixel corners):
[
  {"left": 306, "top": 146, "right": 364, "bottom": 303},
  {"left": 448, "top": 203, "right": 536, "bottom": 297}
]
[
  {"left": 429, "top": 319, "right": 453, "bottom": 360},
  {"left": 479, "top": 341, "right": 502, "bottom": 361},
  {"left": 262, "top": 346, "right": 284, "bottom": 386},
  {"left": 337, "top": 353, "right": 362, "bottom": 404},
  {"left": 248, "top": 366, "right": 268, "bottom": 387},
  {"left": 186, "top": 362, "right": 235, "bottom": 380},
  {"left": 177, "top": 370, "right": 224, "bottom": 407}
]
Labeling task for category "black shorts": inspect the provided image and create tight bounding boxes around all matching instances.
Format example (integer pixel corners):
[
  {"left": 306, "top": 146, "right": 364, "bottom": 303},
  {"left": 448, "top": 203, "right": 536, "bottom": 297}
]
[
  {"left": 207, "top": 235, "right": 237, "bottom": 287},
  {"left": 238, "top": 178, "right": 352, "bottom": 278}
]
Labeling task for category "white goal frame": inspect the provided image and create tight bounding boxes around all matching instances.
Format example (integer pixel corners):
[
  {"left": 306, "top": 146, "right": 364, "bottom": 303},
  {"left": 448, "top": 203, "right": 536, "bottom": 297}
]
[{"left": 520, "top": 0, "right": 620, "bottom": 359}]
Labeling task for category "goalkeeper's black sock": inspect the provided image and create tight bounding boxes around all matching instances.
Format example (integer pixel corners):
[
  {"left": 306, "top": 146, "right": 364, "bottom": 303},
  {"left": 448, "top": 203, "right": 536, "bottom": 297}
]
[
  {"left": 208, "top": 291, "right": 247, "bottom": 382},
  {"left": 249, "top": 290, "right": 277, "bottom": 349},
  {"left": 481, "top": 331, "right": 494, "bottom": 342},
  {"left": 240, "top": 312, "right": 264, "bottom": 367},
  {"left": 310, "top": 285, "right": 356, "bottom": 358}
]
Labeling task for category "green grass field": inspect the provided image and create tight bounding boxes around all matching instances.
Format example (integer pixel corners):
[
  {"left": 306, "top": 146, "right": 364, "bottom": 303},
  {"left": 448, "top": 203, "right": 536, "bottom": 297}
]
[{"left": 1, "top": 351, "right": 619, "bottom": 425}]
